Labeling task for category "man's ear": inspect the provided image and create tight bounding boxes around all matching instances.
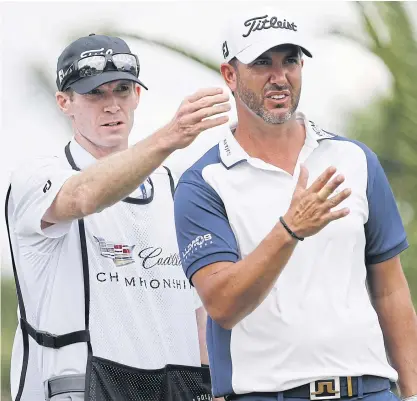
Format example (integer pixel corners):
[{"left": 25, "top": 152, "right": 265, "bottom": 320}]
[
  {"left": 56, "top": 91, "right": 74, "bottom": 116},
  {"left": 134, "top": 84, "right": 141, "bottom": 109},
  {"left": 220, "top": 62, "right": 239, "bottom": 93}
]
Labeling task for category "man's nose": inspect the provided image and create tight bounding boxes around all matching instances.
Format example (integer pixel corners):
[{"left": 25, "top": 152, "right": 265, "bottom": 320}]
[
  {"left": 269, "top": 66, "right": 287, "bottom": 85},
  {"left": 104, "top": 97, "right": 121, "bottom": 113}
]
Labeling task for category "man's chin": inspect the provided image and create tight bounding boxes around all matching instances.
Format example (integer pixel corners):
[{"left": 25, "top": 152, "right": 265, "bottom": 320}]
[
  {"left": 260, "top": 109, "right": 293, "bottom": 124},
  {"left": 95, "top": 131, "right": 129, "bottom": 147},
  {"left": 98, "top": 126, "right": 128, "bottom": 137}
]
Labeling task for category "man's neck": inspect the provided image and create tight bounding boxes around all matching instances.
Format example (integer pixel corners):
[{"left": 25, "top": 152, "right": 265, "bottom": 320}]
[
  {"left": 73, "top": 132, "right": 128, "bottom": 160},
  {"left": 233, "top": 112, "right": 306, "bottom": 174}
]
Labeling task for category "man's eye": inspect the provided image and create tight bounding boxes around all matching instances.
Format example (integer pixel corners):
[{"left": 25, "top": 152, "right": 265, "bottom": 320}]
[
  {"left": 116, "top": 85, "right": 130, "bottom": 92},
  {"left": 287, "top": 58, "right": 299, "bottom": 64},
  {"left": 87, "top": 89, "right": 102, "bottom": 95},
  {"left": 254, "top": 60, "right": 269, "bottom": 66}
]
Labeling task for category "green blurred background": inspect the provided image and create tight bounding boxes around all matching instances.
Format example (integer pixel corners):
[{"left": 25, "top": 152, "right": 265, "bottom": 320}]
[{"left": 1, "top": 2, "right": 417, "bottom": 400}]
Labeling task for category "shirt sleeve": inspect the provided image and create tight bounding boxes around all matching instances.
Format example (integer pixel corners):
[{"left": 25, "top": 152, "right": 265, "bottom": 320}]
[
  {"left": 365, "top": 151, "right": 408, "bottom": 265},
  {"left": 11, "top": 156, "right": 78, "bottom": 239},
  {"left": 174, "top": 175, "right": 239, "bottom": 284}
]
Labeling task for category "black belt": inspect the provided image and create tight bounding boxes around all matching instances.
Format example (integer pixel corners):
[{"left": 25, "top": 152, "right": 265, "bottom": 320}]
[
  {"left": 225, "top": 376, "right": 391, "bottom": 400},
  {"left": 44, "top": 374, "right": 85, "bottom": 399}
]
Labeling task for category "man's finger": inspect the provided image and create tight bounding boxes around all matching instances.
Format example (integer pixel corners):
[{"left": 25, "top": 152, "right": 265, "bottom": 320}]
[
  {"left": 307, "top": 166, "right": 337, "bottom": 194},
  {"left": 317, "top": 174, "right": 345, "bottom": 201},
  {"left": 187, "top": 93, "right": 230, "bottom": 113},
  {"left": 197, "top": 115, "right": 229, "bottom": 132},
  {"left": 325, "top": 188, "right": 352, "bottom": 208},
  {"left": 191, "top": 103, "right": 232, "bottom": 123},
  {"left": 187, "top": 88, "right": 226, "bottom": 103},
  {"left": 325, "top": 207, "right": 350, "bottom": 222}
]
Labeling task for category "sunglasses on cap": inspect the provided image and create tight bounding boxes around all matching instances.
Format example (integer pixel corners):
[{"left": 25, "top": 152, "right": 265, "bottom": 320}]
[{"left": 59, "top": 52, "right": 140, "bottom": 91}]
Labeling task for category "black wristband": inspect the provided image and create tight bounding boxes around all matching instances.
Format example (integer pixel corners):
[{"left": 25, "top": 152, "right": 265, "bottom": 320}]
[{"left": 279, "top": 216, "right": 304, "bottom": 241}]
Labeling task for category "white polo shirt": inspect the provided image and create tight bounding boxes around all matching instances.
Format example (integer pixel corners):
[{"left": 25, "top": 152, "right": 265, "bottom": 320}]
[
  {"left": 174, "top": 113, "right": 408, "bottom": 397},
  {"left": 8, "top": 140, "right": 201, "bottom": 400}
]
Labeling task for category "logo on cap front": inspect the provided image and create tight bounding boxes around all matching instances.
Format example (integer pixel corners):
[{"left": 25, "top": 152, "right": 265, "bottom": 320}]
[
  {"left": 242, "top": 14, "right": 297, "bottom": 38},
  {"left": 80, "top": 48, "right": 113, "bottom": 58}
]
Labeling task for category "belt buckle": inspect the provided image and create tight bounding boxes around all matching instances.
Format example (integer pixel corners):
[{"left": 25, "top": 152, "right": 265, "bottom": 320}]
[{"left": 309, "top": 377, "right": 341, "bottom": 400}]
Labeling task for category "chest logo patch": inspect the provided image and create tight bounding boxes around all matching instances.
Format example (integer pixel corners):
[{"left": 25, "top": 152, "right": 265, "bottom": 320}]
[{"left": 94, "top": 236, "right": 136, "bottom": 267}]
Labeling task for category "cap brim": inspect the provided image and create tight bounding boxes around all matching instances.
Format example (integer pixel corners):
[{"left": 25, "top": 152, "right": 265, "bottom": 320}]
[
  {"left": 69, "top": 71, "right": 148, "bottom": 94},
  {"left": 236, "top": 40, "right": 312, "bottom": 64}
]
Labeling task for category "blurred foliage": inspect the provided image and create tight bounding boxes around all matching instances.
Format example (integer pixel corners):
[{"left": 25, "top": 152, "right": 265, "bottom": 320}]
[
  {"left": 1, "top": 276, "right": 17, "bottom": 401},
  {"left": 331, "top": 2, "right": 417, "bottom": 306},
  {"left": 2, "top": 2, "right": 417, "bottom": 400},
  {"left": 107, "top": 29, "right": 220, "bottom": 72}
]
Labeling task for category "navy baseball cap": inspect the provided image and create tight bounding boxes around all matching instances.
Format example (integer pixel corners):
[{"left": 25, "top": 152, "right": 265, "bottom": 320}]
[{"left": 56, "top": 33, "right": 148, "bottom": 94}]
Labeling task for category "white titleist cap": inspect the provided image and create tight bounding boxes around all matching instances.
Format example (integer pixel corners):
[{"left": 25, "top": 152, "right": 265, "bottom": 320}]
[{"left": 221, "top": 9, "right": 313, "bottom": 64}]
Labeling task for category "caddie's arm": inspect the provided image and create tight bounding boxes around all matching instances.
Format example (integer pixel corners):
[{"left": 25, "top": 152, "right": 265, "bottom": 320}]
[{"left": 42, "top": 88, "right": 230, "bottom": 228}]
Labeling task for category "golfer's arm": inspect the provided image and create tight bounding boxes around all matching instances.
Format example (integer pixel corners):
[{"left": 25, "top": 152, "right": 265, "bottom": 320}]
[
  {"left": 368, "top": 256, "right": 417, "bottom": 396},
  {"left": 192, "top": 224, "right": 297, "bottom": 330},
  {"left": 43, "top": 132, "right": 172, "bottom": 226}
]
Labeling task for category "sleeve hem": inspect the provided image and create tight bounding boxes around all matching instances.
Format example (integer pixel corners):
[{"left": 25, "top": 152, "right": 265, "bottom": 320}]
[
  {"left": 40, "top": 221, "right": 73, "bottom": 238},
  {"left": 186, "top": 252, "right": 239, "bottom": 284},
  {"left": 11, "top": 158, "right": 78, "bottom": 239},
  {"left": 366, "top": 238, "right": 409, "bottom": 265},
  {"left": 35, "top": 173, "right": 76, "bottom": 238}
]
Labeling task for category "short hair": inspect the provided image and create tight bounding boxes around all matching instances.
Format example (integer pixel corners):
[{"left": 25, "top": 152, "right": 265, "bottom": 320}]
[
  {"left": 228, "top": 57, "right": 238, "bottom": 70},
  {"left": 64, "top": 87, "right": 74, "bottom": 100}
]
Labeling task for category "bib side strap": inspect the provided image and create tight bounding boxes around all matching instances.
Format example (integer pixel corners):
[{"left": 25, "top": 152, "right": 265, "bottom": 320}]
[{"left": 20, "top": 318, "right": 90, "bottom": 349}]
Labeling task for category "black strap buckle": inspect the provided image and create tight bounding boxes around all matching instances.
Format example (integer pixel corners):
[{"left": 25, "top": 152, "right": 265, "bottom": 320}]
[
  {"left": 21, "top": 317, "right": 90, "bottom": 349},
  {"left": 36, "top": 330, "right": 59, "bottom": 349}
]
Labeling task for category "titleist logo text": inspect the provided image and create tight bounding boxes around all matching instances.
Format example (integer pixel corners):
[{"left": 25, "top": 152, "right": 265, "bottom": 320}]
[{"left": 243, "top": 15, "right": 297, "bottom": 38}]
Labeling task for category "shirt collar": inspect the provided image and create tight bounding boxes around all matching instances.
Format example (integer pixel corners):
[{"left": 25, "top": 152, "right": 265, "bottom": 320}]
[
  {"left": 69, "top": 137, "right": 98, "bottom": 170},
  {"left": 218, "top": 112, "right": 335, "bottom": 169},
  {"left": 219, "top": 125, "right": 250, "bottom": 169},
  {"left": 301, "top": 113, "right": 335, "bottom": 143}
]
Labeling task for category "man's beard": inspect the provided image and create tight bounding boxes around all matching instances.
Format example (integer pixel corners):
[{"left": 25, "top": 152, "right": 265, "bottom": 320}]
[{"left": 236, "top": 77, "right": 301, "bottom": 124}]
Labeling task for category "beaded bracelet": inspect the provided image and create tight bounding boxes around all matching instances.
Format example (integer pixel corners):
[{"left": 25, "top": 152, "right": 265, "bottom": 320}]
[{"left": 279, "top": 216, "right": 304, "bottom": 241}]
